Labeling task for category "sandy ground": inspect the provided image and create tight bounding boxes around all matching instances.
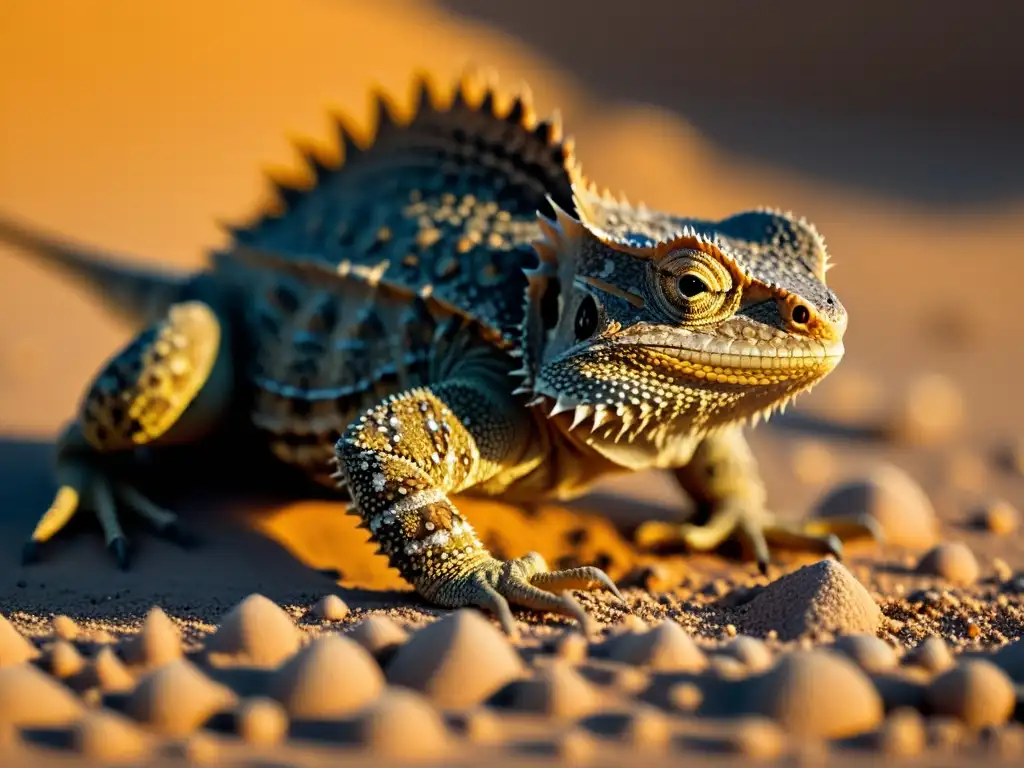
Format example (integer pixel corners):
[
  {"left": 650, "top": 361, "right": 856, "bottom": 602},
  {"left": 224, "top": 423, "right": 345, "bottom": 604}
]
[{"left": 1, "top": 0, "right": 1023, "bottom": 764}]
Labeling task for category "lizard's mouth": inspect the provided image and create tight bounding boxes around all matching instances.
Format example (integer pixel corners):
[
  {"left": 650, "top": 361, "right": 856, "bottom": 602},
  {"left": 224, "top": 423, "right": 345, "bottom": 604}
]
[
  {"left": 637, "top": 339, "right": 845, "bottom": 380},
  {"left": 529, "top": 335, "right": 844, "bottom": 451}
]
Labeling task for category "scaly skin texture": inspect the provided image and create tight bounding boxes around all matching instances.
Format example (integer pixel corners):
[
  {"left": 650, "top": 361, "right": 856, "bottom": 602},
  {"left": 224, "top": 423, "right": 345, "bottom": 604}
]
[{"left": 1, "top": 70, "right": 878, "bottom": 634}]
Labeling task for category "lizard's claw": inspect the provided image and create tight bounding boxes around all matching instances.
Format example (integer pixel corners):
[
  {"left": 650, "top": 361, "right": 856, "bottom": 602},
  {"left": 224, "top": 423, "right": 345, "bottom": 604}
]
[
  {"left": 23, "top": 453, "right": 196, "bottom": 570},
  {"left": 635, "top": 505, "right": 883, "bottom": 575},
  {"left": 457, "top": 552, "right": 624, "bottom": 637}
]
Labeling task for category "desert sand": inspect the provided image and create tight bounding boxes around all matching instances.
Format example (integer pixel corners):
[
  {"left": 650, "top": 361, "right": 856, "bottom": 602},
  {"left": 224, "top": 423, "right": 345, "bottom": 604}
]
[{"left": 0, "top": 1, "right": 1022, "bottom": 765}]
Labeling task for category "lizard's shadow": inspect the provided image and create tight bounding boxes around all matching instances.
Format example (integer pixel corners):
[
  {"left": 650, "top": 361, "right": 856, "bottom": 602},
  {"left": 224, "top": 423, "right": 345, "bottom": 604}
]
[{"left": 0, "top": 435, "right": 402, "bottom": 619}]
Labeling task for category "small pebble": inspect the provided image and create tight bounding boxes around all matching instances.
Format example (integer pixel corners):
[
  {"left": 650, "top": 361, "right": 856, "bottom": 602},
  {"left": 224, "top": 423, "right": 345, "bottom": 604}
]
[
  {"left": 875, "top": 707, "right": 926, "bottom": 756},
  {"left": 235, "top": 698, "right": 288, "bottom": 745},
  {"left": 721, "top": 635, "right": 774, "bottom": 673},
  {"left": 311, "top": 595, "right": 349, "bottom": 621},
  {"left": 668, "top": 682, "right": 703, "bottom": 713},
  {"left": 727, "top": 716, "right": 787, "bottom": 759},
  {"left": 618, "top": 705, "right": 672, "bottom": 750},
  {"left": 812, "top": 464, "right": 938, "bottom": 549},
  {"left": 608, "top": 665, "right": 649, "bottom": 695},
  {"left": 976, "top": 499, "right": 1020, "bottom": 535},
  {"left": 833, "top": 634, "right": 897, "bottom": 674},
  {"left": 708, "top": 655, "right": 749, "bottom": 680},
  {"left": 916, "top": 542, "right": 980, "bottom": 586},
  {"left": 926, "top": 660, "right": 1016, "bottom": 729},
  {"left": 906, "top": 636, "right": 954, "bottom": 674},
  {"left": 992, "top": 558, "right": 1014, "bottom": 582}
]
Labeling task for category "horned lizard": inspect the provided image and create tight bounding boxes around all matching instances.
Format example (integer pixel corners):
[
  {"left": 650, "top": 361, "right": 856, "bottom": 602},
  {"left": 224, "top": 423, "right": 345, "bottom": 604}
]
[{"left": 0, "top": 71, "right": 877, "bottom": 633}]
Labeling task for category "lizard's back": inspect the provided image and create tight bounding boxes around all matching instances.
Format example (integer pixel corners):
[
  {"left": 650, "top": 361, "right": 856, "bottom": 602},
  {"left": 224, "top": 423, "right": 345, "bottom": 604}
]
[{"left": 210, "top": 74, "right": 577, "bottom": 484}]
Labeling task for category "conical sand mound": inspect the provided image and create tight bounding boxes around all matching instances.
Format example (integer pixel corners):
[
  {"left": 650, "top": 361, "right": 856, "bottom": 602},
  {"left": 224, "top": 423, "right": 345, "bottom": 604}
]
[
  {"left": 608, "top": 620, "right": 708, "bottom": 672},
  {"left": 72, "top": 710, "right": 153, "bottom": 763},
  {"left": 386, "top": 609, "right": 525, "bottom": 709},
  {"left": 737, "top": 560, "right": 880, "bottom": 641},
  {"left": 270, "top": 635, "right": 384, "bottom": 719},
  {"left": 78, "top": 647, "right": 136, "bottom": 694},
  {"left": 121, "top": 606, "right": 183, "bottom": 669},
  {"left": 348, "top": 615, "right": 409, "bottom": 661},
  {"left": 205, "top": 594, "right": 302, "bottom": 668},
  {"left": 0, "top": 664, "right": 84, "bottom": 726},
  {"left": 352, "top": 689, "right": 450, "bottom": 759},
  {"left": 0, "top": 614, "right": 38, "bottom": 668},
  {"left": 126, "top": 659, "right": 237, "bottom": 736},
  {"left": 507, "top": 661, "right": 601, "bottom": 720},
  {"left": 46, "top": 639, "right": 85, "bottom": 679}
]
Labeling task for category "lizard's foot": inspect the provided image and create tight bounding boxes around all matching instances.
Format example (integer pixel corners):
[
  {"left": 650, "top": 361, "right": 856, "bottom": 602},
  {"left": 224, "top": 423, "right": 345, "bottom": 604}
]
[
  {"left": 22, "top": 428, "right": 196, "bottom": 570},
  {"left": 436, "top": 552, "right": 624, "bottom": 636},
  {"left": 24, "top": 301, "right": 227, "bottom": 569},
  {"left": 635, "top": 504, "right": 883, "bottom": 575}
]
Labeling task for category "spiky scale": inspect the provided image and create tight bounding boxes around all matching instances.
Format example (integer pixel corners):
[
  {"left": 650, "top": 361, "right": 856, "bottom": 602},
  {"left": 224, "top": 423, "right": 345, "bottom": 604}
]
[{"left": 569, "top": 404, "right": 593, "bottom": 432}]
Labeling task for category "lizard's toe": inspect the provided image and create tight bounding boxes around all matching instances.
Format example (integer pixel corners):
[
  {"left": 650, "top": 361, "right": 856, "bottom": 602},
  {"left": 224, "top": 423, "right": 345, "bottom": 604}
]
[
  {"left": 762, "top": 523, "right": 845, "bottom": 560},
  {"left": 530, "top": 564, "right": 626, "bottom": 603},
  {"left": 452, "top": 553, "right": 620, "bottom": 637},
  {"left": 800, "top": 512, "right": 885, "bottom": 546},
  {"left": 114, "top": 484, "right": 198, "bottom": 550},
  {"left": 636, "top": 502, "right": 862, "bottom": 572},
  {"left": 107, "top": 536, "right": 131, "bottom": 570},
  {"left": 23, "top": 467, "right": 188, "bottom": 568}
]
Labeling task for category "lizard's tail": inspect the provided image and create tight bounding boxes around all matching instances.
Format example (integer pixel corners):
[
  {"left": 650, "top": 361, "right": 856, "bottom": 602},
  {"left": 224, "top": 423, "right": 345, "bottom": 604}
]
[{"left": 0, "top": 213, "right": 190, "bottom": 327}]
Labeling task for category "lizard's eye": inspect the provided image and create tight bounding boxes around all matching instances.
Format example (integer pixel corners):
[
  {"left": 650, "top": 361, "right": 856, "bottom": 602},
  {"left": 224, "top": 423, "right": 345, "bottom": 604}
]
[
  {"left": 649, "top": 248, "right": 740, "bottom": 325},
  {"left": 677, "top": 274, "right": 708, "bottom": 298}
]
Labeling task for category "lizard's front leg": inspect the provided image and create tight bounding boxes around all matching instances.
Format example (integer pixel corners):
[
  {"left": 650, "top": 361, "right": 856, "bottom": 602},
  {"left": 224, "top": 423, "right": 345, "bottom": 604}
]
[
  {"left": 637, "top": 427, "right": 881, "bottom": 573},
  {"left": 335, "top": 378, "right": 622, "bottom": 635}
]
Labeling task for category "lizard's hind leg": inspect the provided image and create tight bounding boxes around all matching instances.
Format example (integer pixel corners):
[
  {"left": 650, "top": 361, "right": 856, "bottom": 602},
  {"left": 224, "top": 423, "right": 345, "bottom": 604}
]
[{"left": 24, "top": 300, "right": 234, "bottom": 569}]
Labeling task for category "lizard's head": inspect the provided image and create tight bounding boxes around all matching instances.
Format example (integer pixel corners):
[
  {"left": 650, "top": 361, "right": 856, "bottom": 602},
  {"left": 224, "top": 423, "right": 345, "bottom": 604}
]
[{"left": 519, "top": 185, "right": 847, "bottom": 458}]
